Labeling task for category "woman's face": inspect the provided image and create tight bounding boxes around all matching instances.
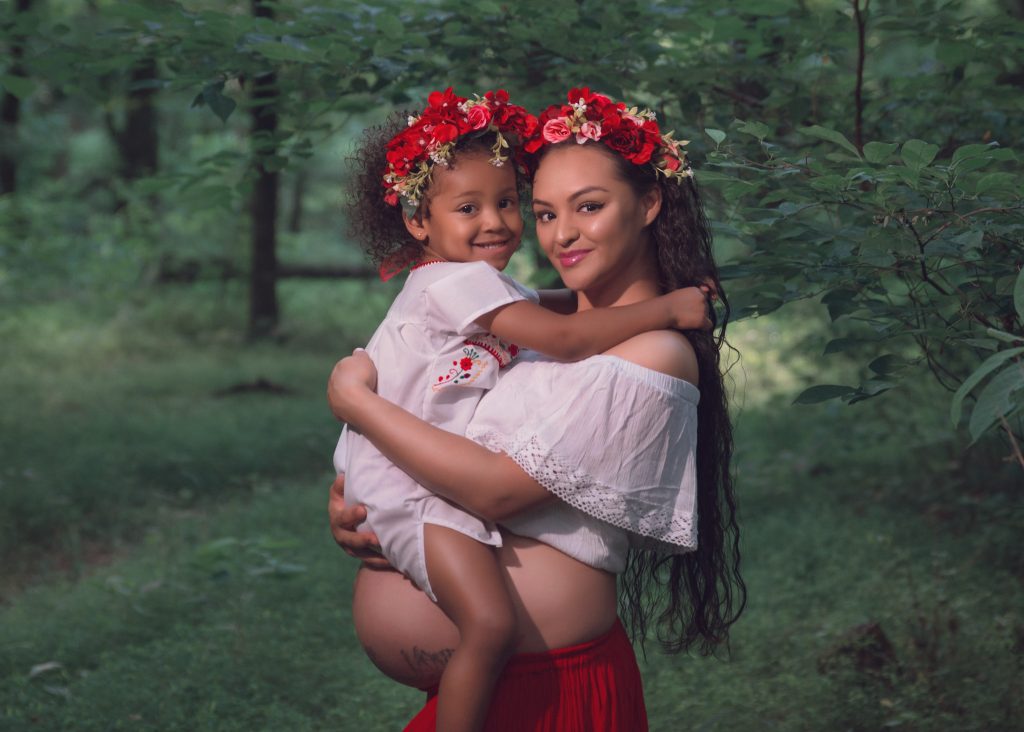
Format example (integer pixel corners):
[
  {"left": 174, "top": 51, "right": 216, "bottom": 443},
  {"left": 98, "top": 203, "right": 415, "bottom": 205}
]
[{"left": 531, "top": 144, "right": 661, "bottom": 296}]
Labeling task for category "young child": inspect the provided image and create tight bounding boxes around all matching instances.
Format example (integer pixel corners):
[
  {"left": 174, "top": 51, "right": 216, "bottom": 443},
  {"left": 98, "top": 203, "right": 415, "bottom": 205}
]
[{"left": 334, "top": 87, "right": 711, "bottom": 732}]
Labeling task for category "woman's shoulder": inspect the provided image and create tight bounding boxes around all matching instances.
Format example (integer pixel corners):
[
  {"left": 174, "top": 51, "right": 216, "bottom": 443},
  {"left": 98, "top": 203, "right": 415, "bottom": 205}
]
[{"left": 601, "top": 330, "right": 699, "bottom": 386}]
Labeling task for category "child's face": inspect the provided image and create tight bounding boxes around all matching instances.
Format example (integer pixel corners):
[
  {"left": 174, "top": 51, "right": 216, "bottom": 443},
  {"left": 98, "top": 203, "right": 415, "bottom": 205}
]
[{"left": 404, "top": 151, "right": 523, "bottom": 270}]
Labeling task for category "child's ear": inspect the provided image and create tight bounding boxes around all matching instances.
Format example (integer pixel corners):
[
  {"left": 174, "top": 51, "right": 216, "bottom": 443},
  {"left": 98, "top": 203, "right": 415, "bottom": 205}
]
[{"left": 402, "top": 211, "right": 428, "bottom": 242}]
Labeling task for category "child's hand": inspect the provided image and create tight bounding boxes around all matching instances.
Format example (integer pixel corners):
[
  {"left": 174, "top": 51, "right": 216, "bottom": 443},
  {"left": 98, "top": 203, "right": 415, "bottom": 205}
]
[
  {"left": 327, "top": 349, "right": 379, "bottom": 422},
  {"left": 667, "top": 285, "right": 715, "bottom": 331}
]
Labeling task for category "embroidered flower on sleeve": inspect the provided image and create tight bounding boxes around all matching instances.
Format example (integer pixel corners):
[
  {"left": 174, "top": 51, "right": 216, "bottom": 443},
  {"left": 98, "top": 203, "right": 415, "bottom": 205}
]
[
  {"left": 464, "top": 333, "right": 522, "bottom": 368},
  {"left": 434, "top": 346, "right": 489, "bottom": 391},
  {"left": 431, "top": 334, "right": 524, "bottom": 393}
]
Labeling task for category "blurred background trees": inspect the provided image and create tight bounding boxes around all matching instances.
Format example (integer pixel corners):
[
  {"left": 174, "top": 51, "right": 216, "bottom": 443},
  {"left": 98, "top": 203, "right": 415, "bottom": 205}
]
[
  {"left": 1, "top": 2, "right": 1021, "bottom": 728},
  {"left": 2, "top": 0, "right": 1020, "bottom": 443}
]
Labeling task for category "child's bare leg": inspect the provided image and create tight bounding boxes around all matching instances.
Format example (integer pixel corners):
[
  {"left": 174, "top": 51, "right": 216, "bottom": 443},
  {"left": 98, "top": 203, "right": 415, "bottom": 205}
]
[{"left": 424, "top": 523, "right": 517, "bottom": 732}]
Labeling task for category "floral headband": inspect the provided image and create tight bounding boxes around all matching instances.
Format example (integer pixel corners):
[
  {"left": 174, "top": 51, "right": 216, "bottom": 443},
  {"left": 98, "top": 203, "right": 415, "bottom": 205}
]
[
  {"left": 523, "top": 88, "right": 692, "bottom": 181},
  {"left": 382, "top": 87, "right": 538, "bottom": 213}
]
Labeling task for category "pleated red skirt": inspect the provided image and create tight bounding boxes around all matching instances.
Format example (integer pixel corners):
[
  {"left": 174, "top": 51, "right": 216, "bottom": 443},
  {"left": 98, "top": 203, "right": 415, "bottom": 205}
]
[{"left": 402, "top": 618, "right": 648, "bottom": 731}]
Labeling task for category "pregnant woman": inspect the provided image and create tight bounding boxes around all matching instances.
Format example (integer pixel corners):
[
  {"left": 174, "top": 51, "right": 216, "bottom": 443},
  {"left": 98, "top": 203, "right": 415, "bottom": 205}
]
[{"left": 329, "top": 88, "right": 746, "bottom": 730}]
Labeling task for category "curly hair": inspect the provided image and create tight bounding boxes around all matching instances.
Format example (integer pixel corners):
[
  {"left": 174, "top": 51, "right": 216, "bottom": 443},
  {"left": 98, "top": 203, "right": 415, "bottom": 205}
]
[
  {"left": 533, "top": 142, "right": 747, "bottom": 656},
  {"left": 345, "top": 114, "right": 523, "bottom": 271}
]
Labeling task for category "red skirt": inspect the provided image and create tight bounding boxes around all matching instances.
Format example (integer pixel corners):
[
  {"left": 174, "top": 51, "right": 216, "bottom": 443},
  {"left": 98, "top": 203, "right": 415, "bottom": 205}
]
[{"left": 403, "top": 619, "right": 648, "bottom": 732}]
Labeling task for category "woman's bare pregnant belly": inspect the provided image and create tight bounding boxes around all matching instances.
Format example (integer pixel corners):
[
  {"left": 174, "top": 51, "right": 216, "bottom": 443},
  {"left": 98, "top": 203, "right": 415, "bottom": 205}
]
[{"left": 352, "top": 532, "right": 618, "bottom": 689}]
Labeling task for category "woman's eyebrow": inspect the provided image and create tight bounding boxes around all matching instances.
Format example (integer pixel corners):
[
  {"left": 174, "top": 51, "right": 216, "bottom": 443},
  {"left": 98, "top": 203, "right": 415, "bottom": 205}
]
[
  {"left": 570, "top": 186, "right": 610, "bottom": 199},
  {"left": 532, "top": 186, "right": 611, "bottom": 208}
]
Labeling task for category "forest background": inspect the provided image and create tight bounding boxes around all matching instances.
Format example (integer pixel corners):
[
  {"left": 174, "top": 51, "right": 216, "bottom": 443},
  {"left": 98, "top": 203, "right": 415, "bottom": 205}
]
[{"left": 1, "top": 0, "right": 1022, "bottom": 730}]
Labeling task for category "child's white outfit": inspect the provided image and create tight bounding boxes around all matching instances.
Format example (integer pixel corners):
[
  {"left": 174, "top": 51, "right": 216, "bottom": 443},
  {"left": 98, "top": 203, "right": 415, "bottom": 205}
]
[{"left": 334, "top": 260, "right": 537, "bottom": 601}]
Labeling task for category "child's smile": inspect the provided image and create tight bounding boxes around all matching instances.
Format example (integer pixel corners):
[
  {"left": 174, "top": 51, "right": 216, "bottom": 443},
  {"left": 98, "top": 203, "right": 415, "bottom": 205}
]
[{"left": 404, "top": 151, "right": 523, "bottom": 271}]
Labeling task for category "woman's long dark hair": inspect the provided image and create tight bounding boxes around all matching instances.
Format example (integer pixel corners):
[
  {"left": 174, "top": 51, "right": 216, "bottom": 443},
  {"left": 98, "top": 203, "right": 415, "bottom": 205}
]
[{"left": 537, "top": 142, "right": 746, "bottom": 656}]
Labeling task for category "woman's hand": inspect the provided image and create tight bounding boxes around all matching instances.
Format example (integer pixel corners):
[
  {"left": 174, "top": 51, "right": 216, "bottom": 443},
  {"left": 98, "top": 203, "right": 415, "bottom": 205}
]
[
  {"left": 327, "top": 349, "right": 379, "bottom": 423},
  {"left": 328, "top": 473, "right": 391, "bottom": 569}
]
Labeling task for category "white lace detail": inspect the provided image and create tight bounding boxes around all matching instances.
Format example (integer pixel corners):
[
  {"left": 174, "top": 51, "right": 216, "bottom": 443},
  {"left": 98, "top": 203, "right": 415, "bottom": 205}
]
[{"left": 475, "top": 430, "right": 696, "bottom": 553}]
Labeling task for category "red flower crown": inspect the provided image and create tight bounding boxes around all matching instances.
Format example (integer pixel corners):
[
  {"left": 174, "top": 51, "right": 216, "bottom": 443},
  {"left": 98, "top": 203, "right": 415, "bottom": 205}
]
[
  {"left": 383, "top": 88, "right": 538, "bottom": 212},
  {"left": 523, "top": 88, "right": 692, "bottom": 181}
]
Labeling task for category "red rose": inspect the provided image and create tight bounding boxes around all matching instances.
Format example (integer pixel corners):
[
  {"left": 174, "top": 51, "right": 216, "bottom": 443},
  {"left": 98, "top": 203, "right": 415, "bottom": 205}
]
[
  {"left": 466, "top": 104, "right": 493, "bottom": 130},
  {"left": 567, "top": 87, "right": 598, "bottom": 105},
  {"left": 600, "top": 106, "right": 624, "bottom": 132},
  {"left": 604, "top": 124, "right": 643, "bottom": 156},
  {"left": 485, "top": 89, "right": 510, "bottom": 105},
  {"left": 518, "top": 111, "right": 539, "bottom": 138},
  {"left": 500, "top": 106, "right": 536, "bottom": 137},
  {"left": 432, "top": 121, "right": 461, "bottom": 143},
  {"left": 523, "top": 135, "right": 545, "bottom": 154},
  {"left": 460, "top": 357, "right": 474, "bottom": 371},
  {"left": 427, "top": 87, "right": 463, "bottom": 112},
  {"left": 584, "top": 94, "right": 616, "bottom": 121},
  {"left": 641, "top": 119, "right": 662, "bottom": 136},
  {"left": 629, "top": 138, "right": 657, "bottom": 165}
]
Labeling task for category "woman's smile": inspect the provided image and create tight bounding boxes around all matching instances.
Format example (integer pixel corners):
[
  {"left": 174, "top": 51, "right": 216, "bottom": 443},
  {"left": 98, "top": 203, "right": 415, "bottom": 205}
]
[{"left": 556, "top": 248, "right": 593, "bottom": 267}]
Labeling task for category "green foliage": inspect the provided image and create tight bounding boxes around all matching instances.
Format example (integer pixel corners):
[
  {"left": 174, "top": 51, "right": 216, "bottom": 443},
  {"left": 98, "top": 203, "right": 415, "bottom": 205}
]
[
  {"left": 1, "top": 4, "right": 1021, "bottom": 727},
  {"left": 18, "top": 0, "right": 1017, "bottom": 443},
  {"left": 1, "top": 380, "right": 1020, "bottom": 731},
  {"left": 705, "top": 124, "right": 1022, "bottom": 439},
  {"left": 0, "top": 280, "right": 390, "bottom": 566}
]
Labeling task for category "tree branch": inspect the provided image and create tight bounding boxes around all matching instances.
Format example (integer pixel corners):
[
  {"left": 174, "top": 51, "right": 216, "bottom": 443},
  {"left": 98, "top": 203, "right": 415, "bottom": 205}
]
[
  {"left": 999, "top": 415, "right": 1024, "bottom": 470},
  {"left": 851, "top": 0, "right": 869, "bottom": 152},
  {"left": 276, "top": 263, "right": 377, "bottom": 279}
]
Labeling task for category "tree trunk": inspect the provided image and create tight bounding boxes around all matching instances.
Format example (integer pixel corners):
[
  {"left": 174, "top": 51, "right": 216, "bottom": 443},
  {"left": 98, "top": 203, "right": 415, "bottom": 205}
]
[
  {"left": 118, "top": 57, "right": 159, "bottom": 180},
  {"left": 288, "top": 169, "right": 306, "bottom": 233},
  {"left": 1, "top": 0, "right": 32, "bottom": 195},
  {"left": 248, "top": 0, "right": 280, "bottom": 338}
]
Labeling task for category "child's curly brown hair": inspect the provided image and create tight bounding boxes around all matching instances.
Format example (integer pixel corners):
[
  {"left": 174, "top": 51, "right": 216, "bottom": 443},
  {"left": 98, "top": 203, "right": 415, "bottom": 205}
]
[{"left": 344, "top": 113, "right": 526, "bottom": 271}]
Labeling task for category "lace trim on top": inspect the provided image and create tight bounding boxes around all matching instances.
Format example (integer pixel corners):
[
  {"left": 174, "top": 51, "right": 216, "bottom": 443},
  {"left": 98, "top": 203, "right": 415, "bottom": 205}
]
[{"left": 473, "top": 430, "right": 697, "bottom": 554}]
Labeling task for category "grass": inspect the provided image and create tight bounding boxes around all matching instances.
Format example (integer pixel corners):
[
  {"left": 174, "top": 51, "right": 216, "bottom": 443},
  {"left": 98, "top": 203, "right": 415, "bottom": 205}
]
[
  {"left": 0, "top": 279, "right": 397, "bottom": 586},
  {"left": 1, "top": 288, "right": 1021, "bottom": 731}
]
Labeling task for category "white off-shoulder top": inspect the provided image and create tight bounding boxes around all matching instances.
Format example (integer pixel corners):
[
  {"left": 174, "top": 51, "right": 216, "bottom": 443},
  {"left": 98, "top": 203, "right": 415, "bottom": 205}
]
[{"left": 466, "top": 351, "right": 700, "bottom": 573}]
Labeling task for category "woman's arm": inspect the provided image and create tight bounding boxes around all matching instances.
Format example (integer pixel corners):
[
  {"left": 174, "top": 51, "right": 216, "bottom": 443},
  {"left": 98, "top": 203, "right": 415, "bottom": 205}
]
[{"left": 328, "top": 352, "right": 552, "bottom": 522}]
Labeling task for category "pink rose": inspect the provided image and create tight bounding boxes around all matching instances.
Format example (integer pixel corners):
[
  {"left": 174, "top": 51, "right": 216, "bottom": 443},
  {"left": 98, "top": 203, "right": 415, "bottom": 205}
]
[
  {"left": 577, "top": 121, "right": 602, "bottom": 143},
  {"left": 466, "top": 104, "right": 492, "bottom": 130},
  {"left": 542, "top": 118, "right": 572, "bottom": 143},
  {"left": 663, "top": 153, "right": 682, "bottom": 172}
]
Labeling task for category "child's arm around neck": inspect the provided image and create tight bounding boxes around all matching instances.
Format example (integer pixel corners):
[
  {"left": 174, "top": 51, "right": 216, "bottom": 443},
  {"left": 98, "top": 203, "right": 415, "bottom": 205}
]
[{"left": 475, "top": 285, "right": 712, "bottom": 362}]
